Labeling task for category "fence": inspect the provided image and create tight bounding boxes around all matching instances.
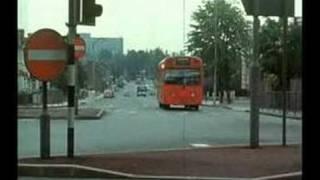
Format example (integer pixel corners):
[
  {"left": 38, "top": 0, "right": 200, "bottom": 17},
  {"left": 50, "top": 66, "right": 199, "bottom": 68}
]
[{"left": 259, "top": 91, "right": 302, "bottom": 114}]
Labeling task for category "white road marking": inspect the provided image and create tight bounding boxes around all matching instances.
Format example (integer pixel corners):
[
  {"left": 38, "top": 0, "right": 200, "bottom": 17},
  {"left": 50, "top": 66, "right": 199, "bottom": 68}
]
[{"left": 190, "top": 143, "right": 211, "bottom": 148}]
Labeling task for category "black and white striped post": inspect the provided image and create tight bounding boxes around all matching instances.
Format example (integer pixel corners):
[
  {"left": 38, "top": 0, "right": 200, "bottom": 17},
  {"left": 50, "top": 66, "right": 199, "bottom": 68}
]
[{"left": 66, "top": 0, "right": 77, "bottom": 158}]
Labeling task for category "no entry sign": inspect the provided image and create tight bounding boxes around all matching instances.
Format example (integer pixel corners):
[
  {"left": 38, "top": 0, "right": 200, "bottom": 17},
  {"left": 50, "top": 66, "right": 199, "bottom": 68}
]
[
  {"left": 74, "top": 36, "right": 86, "bottom": 60},
  {"left": 24, "top": 29, "right": 67, "bottom": 81}
]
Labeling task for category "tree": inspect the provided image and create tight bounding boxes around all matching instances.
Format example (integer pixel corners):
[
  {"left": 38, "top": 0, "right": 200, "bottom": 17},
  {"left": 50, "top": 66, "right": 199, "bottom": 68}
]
[
  {"left": 187, "top": 0, "right": 251, "bottom": 103},
  {"left": 258, "top": 18, "right": 302, "bottom": 90}
]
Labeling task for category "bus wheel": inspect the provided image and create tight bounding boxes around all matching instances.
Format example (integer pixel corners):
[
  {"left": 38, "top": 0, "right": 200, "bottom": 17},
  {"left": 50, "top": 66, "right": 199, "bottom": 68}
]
[
  {"left": 193, "top": 105, "right": 199, "bottom": 111},
  {"left": 159, "top": 103, "right": 163, "bottom": 108}
]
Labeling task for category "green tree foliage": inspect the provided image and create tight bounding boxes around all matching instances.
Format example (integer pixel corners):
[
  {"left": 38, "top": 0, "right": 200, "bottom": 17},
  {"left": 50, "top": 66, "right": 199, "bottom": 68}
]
[
  {"left": 187, "top": 0, "right": 251, "bottom": 102},
  {"left": 259, "top": 18, "right": 302, "bottom": 90},
  {"left": 51, "top": 48, "right": 170, "bottom": 92}
]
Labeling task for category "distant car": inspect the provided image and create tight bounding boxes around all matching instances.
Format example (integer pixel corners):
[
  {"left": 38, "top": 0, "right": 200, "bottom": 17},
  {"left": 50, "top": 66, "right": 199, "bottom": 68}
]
[
  {"left": 104, "top": 89, "right": 114, "bottom": 98},
  {"left": 137, "top": 85, "right": 147, "bottom": 97}
]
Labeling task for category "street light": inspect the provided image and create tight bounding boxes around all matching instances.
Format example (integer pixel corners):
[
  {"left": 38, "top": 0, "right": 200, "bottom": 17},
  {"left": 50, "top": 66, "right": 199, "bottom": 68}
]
[
  {"left": 182, "top": 0, "right": 186, "bottom": 55},
  {"left": 213, "top": 0, "right": 219, "bottom": 106}
]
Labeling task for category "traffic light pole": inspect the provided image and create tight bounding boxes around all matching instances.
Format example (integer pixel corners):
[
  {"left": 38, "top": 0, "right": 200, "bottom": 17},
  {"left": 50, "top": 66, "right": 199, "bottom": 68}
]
[
  {"left": 66, "top": 0, "right": 77, "bottom": 158},
  {"left": 281, "top": 0, "right": 288, "bottom": 147},
  {"left": 250, "top": 0, "right": 260, "bottom": 148}
]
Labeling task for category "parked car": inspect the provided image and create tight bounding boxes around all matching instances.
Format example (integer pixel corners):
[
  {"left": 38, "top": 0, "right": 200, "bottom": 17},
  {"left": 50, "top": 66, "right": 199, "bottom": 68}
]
[
  {"left": 104, "top": 89, "right": 114, "bottom": 98},
  {"left": 137, "top": 85, "right": 147, "bottom": 97}
]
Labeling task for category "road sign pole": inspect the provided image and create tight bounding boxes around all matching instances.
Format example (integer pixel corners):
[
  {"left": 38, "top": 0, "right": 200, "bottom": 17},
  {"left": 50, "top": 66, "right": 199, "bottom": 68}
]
[
  {"left": 40, "top": 81, "right": 50, "bottom": 159},
  {"left": 75, "top": 61, "right": 79, "bottom": 115},
  {"left": 250, "top": 0, "right": 260, "bottom": 148},
  {"left": 67, "top": 0, "right": 77, "bottom": 158},
  {"left": 74, "top": 36, "right": 86, "bottom": 115}
]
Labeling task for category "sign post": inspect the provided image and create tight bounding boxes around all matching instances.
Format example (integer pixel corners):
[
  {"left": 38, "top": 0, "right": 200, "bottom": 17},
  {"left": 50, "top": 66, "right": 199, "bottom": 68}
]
[
  {"left": 74, "top": 35, "right": 86, "bottom": 115},
  {"left": 24, "top": 28, "right": 68, "bottom": 159}
]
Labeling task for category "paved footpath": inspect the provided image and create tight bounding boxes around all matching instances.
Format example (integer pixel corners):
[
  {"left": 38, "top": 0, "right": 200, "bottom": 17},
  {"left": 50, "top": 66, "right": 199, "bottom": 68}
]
[
  {"left": 19, "top": 145, "right": 301, "bottom": 179},
  {"left": 202, "top": 98, "right": 302, "bottom": 120},
  {"left": 18, "top": 94, "right": 105, "bottom": 120},
  {"left": 18, "top": 107, "right": 104, "bottom": 120}
]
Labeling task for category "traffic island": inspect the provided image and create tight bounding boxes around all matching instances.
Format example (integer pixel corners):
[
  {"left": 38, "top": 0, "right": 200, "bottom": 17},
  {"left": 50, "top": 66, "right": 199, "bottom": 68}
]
[
  {"left": 18, "top": 107, "right": 104, "bottom": 120},
  {"left": 18, "top": 145, "right": 301, "bottom": 179}
]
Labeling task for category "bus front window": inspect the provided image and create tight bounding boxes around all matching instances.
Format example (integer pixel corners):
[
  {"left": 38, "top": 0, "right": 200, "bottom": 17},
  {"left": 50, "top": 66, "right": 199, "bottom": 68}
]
[{"left": 164, "top": 69, "right": 200, "bottom": 85}]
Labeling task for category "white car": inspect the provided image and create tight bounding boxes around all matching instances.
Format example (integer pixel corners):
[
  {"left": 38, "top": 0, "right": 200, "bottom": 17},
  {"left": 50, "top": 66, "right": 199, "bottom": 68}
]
[{"left": 137, "top": 85, "right": 147, "bottom": 97}]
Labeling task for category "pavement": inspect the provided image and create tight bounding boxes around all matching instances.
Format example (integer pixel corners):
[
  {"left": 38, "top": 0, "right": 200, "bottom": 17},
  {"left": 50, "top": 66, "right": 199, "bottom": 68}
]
[
  {"left": 18, "top": 107, "right": 104, "bottom": 120},
  {"left": 202, "top": 98, "right": 302, "bottom": 120},
  {"left": 18, "top": 94, "right": 105, "bottom": 120},
  {"left": 18, "top": 145, "right": 302, "bottom": 179}
]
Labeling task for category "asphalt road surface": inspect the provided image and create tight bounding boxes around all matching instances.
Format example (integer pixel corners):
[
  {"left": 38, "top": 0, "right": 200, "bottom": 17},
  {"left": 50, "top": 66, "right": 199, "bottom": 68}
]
[{"left": 18, "top": 82, "right": 302, "bottom": 158}]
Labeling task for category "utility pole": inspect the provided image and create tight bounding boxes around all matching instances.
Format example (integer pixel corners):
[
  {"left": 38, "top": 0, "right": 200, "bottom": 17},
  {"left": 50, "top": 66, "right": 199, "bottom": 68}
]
[{"left": 66, "top": 0, "right": 77, "bottom": 158}]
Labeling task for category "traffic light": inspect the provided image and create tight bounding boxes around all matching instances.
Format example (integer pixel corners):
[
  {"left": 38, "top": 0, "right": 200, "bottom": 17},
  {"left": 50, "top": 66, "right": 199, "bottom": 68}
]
[{"left": 77, "top": 0, "right": 103, "bottom": 26}]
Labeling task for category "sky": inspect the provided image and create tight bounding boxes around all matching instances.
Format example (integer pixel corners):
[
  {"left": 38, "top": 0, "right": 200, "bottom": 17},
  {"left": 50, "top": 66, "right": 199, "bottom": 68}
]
[{"left": 18, "top": 0, "right": 302, "bottom": 54}]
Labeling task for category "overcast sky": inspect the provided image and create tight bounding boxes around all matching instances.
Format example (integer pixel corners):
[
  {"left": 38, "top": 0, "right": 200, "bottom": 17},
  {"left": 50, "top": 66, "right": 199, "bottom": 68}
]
[{"left": 18, "top": 0, "right": 302, "bottom": 53}]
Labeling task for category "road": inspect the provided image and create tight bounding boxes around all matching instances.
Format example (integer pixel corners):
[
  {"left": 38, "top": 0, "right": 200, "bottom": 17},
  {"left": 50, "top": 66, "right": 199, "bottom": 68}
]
[{"left": 18, "top": 81, "right": 302, "bottom": 158}]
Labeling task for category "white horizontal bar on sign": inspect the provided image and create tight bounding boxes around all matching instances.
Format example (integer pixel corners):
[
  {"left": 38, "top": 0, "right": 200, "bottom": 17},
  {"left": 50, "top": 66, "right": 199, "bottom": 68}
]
[
  {"left": 75, "top": 46, "right": 85, "bottom": 51},
  {"left": 28, "top": 50, "right": 67, "bottom": 61}
]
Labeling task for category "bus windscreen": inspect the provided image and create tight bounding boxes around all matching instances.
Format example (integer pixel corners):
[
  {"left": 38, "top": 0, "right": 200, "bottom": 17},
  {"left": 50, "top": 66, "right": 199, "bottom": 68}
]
[{"left": 164, "top": 69, "right": 200, "bottom": 85}]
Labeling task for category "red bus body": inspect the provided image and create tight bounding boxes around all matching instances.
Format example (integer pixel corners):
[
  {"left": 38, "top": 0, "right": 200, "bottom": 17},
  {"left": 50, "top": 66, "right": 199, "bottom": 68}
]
[{"left": 156, "top": 56, "right": 204, "bottom": 109}]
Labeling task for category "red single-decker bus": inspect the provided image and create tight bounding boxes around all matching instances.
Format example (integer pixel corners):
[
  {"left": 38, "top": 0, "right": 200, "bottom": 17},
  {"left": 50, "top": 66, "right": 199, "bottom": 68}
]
[{"left": 156, "top": 56, "right": 204, "bottom": 110}]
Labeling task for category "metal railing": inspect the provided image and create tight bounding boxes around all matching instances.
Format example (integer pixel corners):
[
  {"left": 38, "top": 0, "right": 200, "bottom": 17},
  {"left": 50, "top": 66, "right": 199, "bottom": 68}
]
[{"left": 259, "top": 91, "right": 302, "bottom": 115}]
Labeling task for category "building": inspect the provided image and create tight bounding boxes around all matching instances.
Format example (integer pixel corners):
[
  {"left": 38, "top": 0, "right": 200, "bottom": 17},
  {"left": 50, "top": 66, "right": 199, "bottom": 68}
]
[
  {"left": 18, "top": 29, "right": 33, "bottom": 94},
  {"left": 18, "top": 29, "right": 42, "bottom": 95},
  {"left": 79, "top": 33, "right": 123, "bottom": 61},
  {"left": 78, "top": 33, "right": 124, "bottom": 91}
]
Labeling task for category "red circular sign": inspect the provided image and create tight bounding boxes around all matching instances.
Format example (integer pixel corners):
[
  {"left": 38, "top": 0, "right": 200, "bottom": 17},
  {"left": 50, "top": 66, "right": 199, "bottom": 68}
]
[
  {"left": 74, "top": 36, "right": 86, "bottom": 61},
  {"left": 24, "top": 29, "right": 67, "bottom": 81}
]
